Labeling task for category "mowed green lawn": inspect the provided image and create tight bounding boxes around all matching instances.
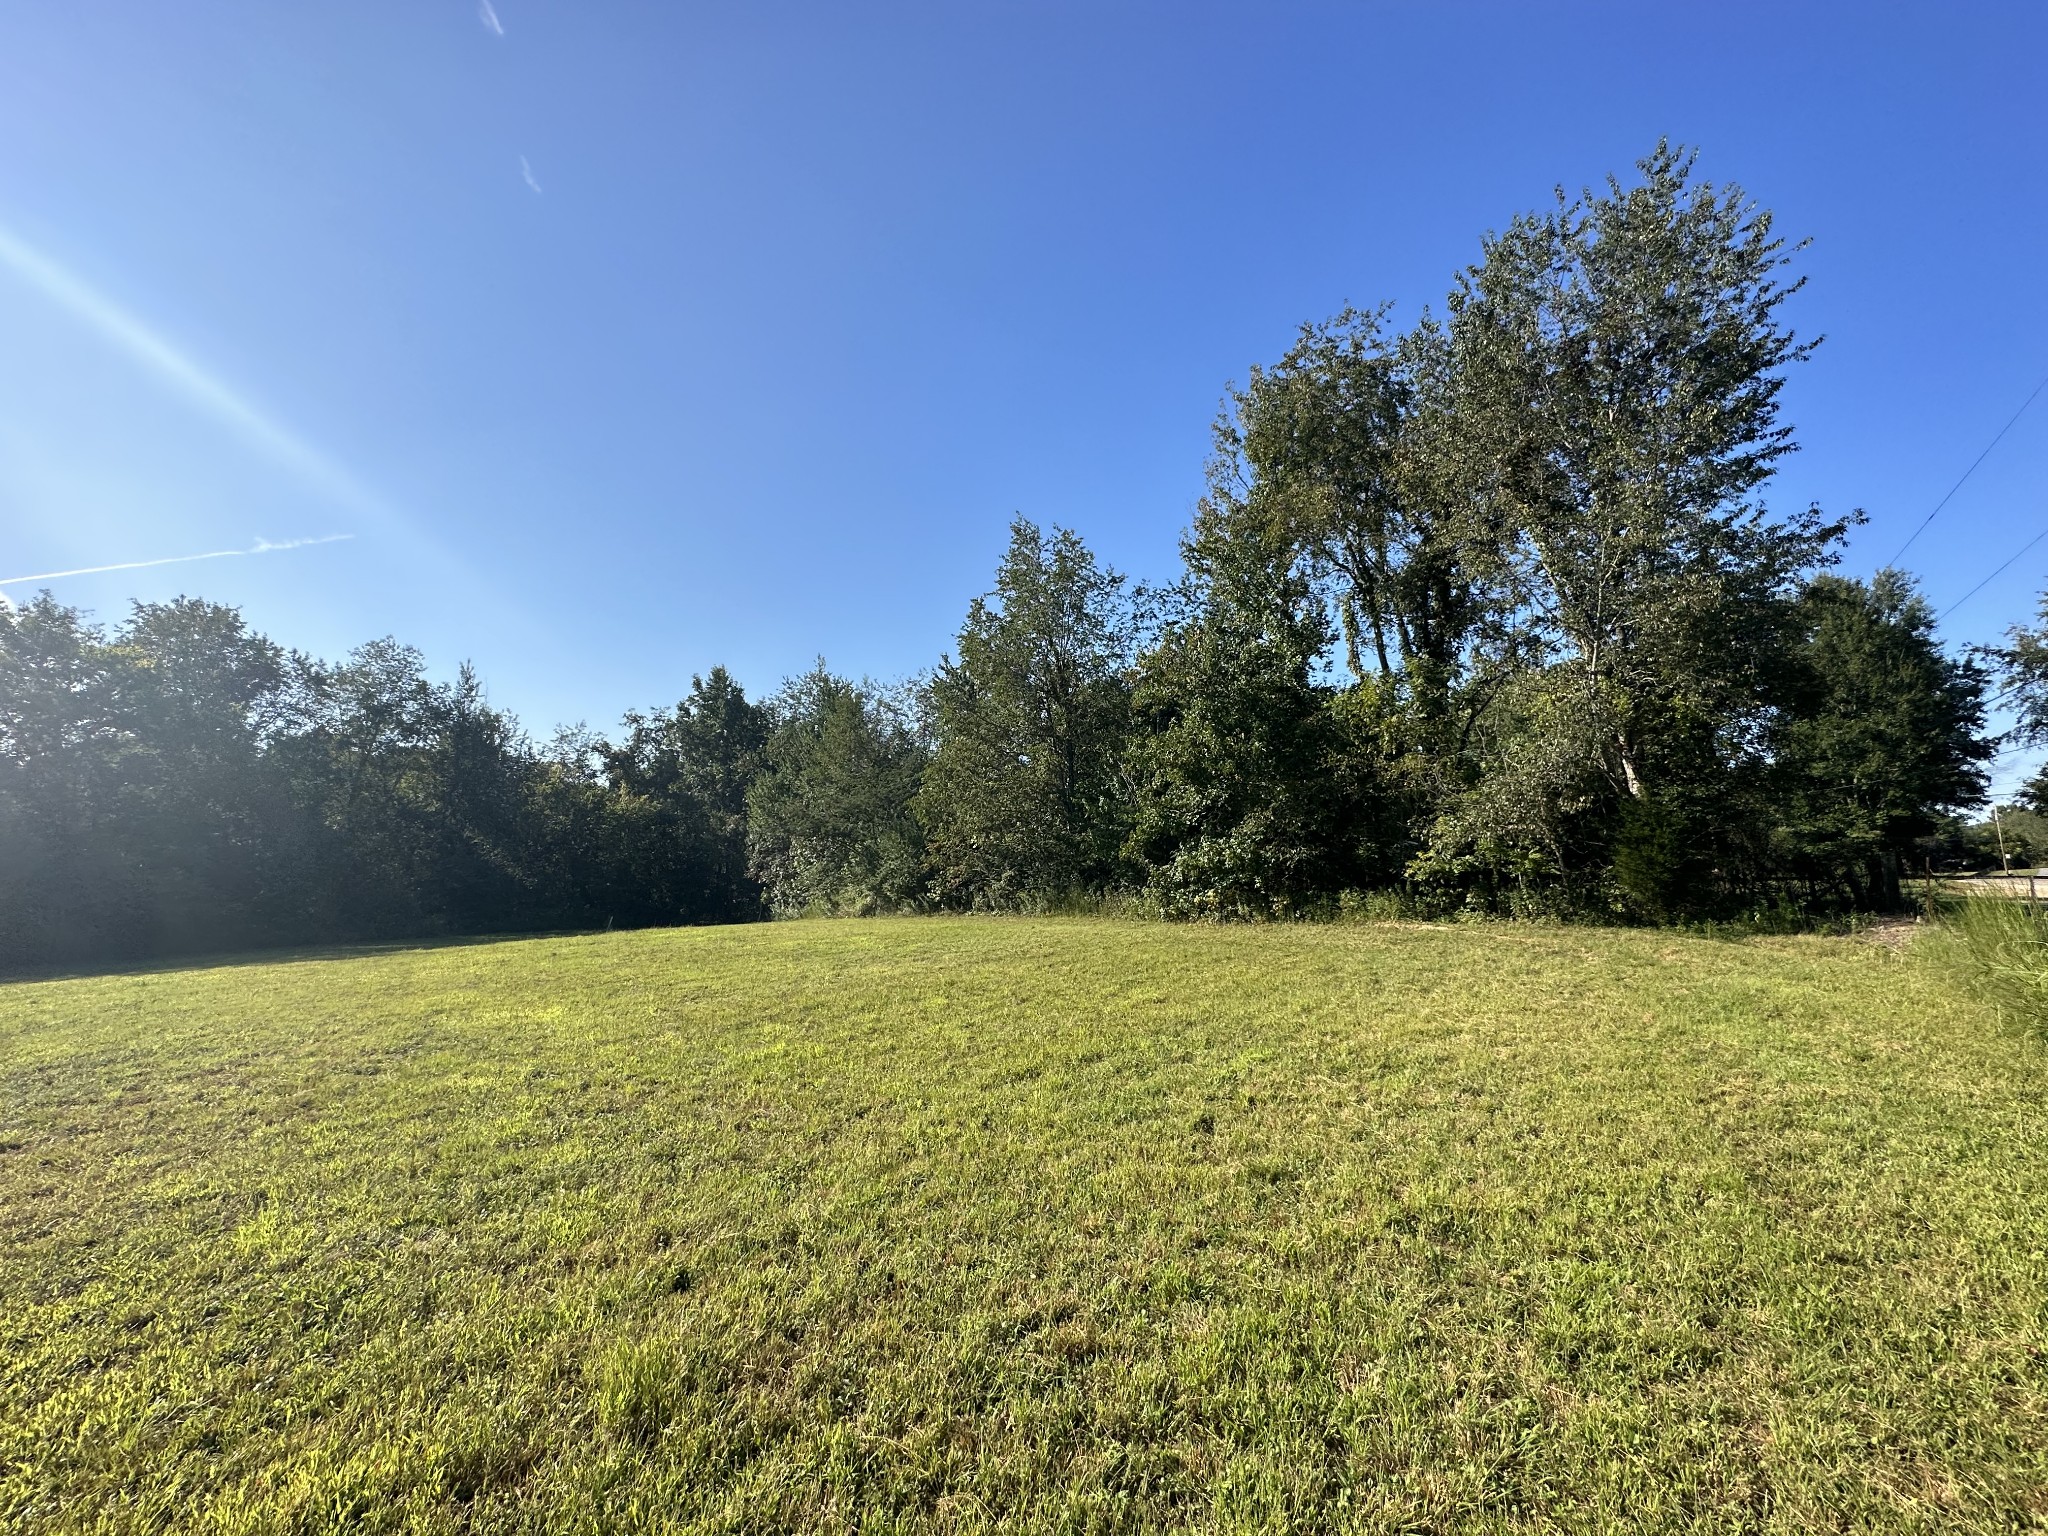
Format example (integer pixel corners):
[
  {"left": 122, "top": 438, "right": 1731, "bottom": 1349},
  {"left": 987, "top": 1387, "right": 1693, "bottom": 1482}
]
[{"left": 3, "top": 919, "right": 2045, "bottom": 1534}]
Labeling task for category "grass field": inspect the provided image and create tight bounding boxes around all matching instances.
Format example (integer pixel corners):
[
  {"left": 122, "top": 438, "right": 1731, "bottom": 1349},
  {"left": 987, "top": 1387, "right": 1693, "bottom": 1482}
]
[{"left": 3, "top": 918, "right": 2045, "bottom": 1533}]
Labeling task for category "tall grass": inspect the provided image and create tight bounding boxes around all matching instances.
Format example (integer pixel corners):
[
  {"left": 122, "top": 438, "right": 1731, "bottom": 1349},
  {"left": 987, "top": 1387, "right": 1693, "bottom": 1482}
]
[{"left": 1929, "top": 895, "right": 2048, "bottom": 1036}]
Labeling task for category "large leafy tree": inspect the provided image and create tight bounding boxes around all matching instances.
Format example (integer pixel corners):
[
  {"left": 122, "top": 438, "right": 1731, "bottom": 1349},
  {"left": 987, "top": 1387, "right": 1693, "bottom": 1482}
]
[
  {"left": 918, "top": 518, "right": 1136, "bottom": 906},
  {"left": 1770, "top": 572, "right": 1990, "bottom": 907},
  {"left": 1996, "top": 591, "right": 2048, "bottom": 815},
  {"left": 272, "top": 637, "right": 454, "bottom": 934},
  {"left": 747, "top": 664, "right": 927, "bottom": 916},
  {"left": 112, "top": 599, "right": 301, "bottom": 939},
  {"left": 604, "top": 668, "right": 769, "bottom": 921},
  {"left": 416, "top": 665, "right": 543, "bottom": 933},
  {"left": 1200, "top": 308, "right": 1500, "bottom": 901},
  {"left": 0, "top": 596, "right": 138, "bottom": 961},
  {"left": 1125, "top": 496, "right": 1390, "bottom": 917},
  {"left": 1225, "top": 307, "right": 1481, "bottom": 685},
  {"left": 1419, "top": 143, "right": 1849, "bottom": 907}
]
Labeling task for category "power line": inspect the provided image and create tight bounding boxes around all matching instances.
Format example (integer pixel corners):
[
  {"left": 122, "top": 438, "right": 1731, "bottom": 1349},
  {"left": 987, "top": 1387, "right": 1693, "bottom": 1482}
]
[
  {"left": 1889, "top": 371, "right": 2048, "bottom": 566},
  {"left": 1943, "top": 523, "right": 2048, "bottom": 620}
]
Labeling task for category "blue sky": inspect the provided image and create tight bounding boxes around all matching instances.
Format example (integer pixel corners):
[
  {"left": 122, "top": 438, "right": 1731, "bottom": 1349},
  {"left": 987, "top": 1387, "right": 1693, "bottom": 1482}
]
[{"left": 2, "top": 2, "right": 2044, "bottom": 787}]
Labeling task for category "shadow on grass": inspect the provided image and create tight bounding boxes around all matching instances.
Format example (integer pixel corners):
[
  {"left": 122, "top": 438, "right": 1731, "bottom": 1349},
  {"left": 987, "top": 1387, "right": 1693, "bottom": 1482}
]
[
  {"left": 0, "top": 924, "right": 708, "bottom": 988},
  {"left": 5, "top": 901, "right": 1926, "bottom": 988}
]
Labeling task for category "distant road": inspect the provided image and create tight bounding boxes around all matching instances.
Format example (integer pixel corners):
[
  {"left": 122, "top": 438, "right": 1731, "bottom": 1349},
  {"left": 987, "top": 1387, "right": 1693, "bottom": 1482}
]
[{"left": 1941, "top": 872, "right": 2047, "bottom": 899}]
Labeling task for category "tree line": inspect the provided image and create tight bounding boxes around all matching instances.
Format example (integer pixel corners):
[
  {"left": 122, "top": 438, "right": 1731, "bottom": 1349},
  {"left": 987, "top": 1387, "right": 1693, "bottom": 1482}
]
[{"left": 3, "top": 145, "right": 2035, "bottom": 970}]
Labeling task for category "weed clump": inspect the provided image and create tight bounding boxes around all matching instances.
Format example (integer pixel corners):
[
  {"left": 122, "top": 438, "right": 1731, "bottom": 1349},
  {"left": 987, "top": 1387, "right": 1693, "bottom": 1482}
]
[
  {"left": 596, "top": 1337, "right": 683, "bottom": 1446},
  {"left": 1928, "top": 896, "right": 2048, "bottom": 1036}
]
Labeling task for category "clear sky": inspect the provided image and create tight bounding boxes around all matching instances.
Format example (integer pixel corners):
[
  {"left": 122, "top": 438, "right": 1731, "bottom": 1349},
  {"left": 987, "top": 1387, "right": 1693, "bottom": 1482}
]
[{"left": 2, "top": 2, "right": 2044, "bottom": 787}]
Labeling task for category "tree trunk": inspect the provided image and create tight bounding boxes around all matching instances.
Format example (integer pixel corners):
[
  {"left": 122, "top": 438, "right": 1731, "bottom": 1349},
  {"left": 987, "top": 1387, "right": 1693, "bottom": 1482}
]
[{"left": 1617, "top": 737, "right": 1647, "bottom": 800}]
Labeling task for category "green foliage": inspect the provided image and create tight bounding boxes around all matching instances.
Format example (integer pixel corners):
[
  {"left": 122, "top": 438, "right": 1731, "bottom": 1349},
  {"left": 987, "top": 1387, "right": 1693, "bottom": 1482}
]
[
  {"left": 1611, "top": 793, "right": 1691, "bottom": 922},
  {"left": 5, "top": 919, "right": 2045, "bottom": 1529},
  {"left": 918, "top": 518, "right": 1136, "bottom": 906},
  {"left": 746, "top": 663, "right": 927, "bottom": 916},
  {"left": 1416, "top": 143, "right": 1849, "bottom": 901},
  {"left": 1158, "top": 143, "right": 1991, "bottom": 923},
  {"left": 604, "top": 668, "right": 770, "bottom": 922},
  {"left": 1996, "top": 589, "right": 2048, "bottom": 749},
  {"left": 1926, "top": 896, "right": 2048, "bottom": 1036},
  {"left": 1226, "top": 305, "right": 1480, "bottom": 683},
  {"left": 1769, "top": 572, "right": 1992, "bottom": 906},
  {"left": 0, "top": 599, "right": 780, "bottom": 970},
  {"left": 1, "top": 595, "right": 300, "bottom": 959},
  {"left": 1952, "top": 806, "right": 2048, "bottom": 871},
  {"left": 0, "top": 144, "right": 2011, "bottom": 949},
  {"left": 1124, "top": 500, "right": 1389, "bottom": 917}
]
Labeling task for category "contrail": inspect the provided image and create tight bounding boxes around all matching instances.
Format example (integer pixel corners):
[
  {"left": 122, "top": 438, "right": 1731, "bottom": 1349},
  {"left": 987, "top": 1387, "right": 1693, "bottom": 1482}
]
[
  {"left": 0, "top": 220, "right": 497, "bottom": 628},
  {"left": 478, "top": 0, "right": 505, "bottom": 36},
  {"left": 0, "top": 219, "right": 390, "bottom": 525},
  {"left": 0, "top": 534, "right": 354, "bottom": 590}
]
